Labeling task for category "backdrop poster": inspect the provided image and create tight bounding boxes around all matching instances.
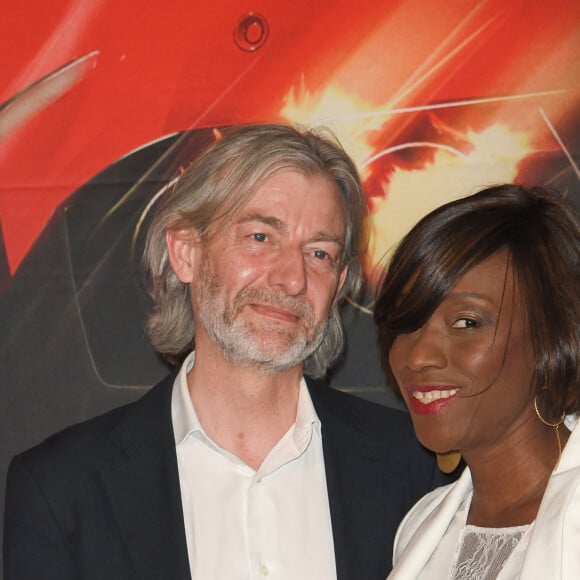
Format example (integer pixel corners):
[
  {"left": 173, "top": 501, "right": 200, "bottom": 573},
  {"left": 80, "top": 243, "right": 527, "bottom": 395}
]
[{"left": 1, "top": 0, "right": 579, "bottom": 570}]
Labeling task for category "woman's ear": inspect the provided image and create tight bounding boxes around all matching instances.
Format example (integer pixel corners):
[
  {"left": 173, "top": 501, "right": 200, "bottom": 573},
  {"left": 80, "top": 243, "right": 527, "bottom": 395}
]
[{"left": 166, "top": 228, "right": 199, "bottom": 283}]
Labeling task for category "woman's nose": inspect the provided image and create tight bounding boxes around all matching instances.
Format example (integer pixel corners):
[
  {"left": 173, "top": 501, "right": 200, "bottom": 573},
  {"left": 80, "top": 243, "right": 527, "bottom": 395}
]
[{"left": 401, "top": 323, "right": 447, "bottom": 372}]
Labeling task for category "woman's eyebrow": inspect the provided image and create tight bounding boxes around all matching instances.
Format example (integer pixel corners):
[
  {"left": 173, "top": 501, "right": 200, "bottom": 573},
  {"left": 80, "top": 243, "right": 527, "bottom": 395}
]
[{"left": 445, "top": 291, "right": 496, "bottom": 305}]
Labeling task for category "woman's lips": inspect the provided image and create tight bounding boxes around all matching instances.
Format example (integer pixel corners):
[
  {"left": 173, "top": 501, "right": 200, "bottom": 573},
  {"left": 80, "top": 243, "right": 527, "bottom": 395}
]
[{"left": 406, "top": 386, "right": 461, "bottom": 415}]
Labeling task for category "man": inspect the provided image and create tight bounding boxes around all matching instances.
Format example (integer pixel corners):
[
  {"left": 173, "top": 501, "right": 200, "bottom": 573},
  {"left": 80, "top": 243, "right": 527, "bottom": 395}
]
[{"left": 4, "top": 124, "right": 445, "bottom": 580}]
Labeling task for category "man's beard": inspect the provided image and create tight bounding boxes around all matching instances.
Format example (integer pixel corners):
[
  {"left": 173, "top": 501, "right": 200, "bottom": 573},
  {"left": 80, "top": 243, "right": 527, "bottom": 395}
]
[{"left": 195, "top": 254, "right": 329, "bottom": 373}]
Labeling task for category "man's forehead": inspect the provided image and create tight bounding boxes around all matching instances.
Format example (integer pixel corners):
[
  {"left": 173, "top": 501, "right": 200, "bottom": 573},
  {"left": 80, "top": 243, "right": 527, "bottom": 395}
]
[
  {"left": 236, "top": 200, "right": 345, "bottom": 236},
  {"left": 203, "top": 169, "right": 347, "bottom": 241},
  {"left": 245, "top": 171, "right": 344, "bottom": 213}
]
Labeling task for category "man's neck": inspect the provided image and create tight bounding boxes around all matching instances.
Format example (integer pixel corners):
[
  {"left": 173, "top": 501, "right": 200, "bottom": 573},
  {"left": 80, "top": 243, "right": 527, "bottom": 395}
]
[{"left": 186, "top": 346, "right": 304, "bottom": 470}]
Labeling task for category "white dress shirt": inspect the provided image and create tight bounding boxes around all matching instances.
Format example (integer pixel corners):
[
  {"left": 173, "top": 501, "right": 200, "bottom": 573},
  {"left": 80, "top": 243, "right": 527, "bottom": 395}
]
[{"left": 171, "top": 352, "right": 337, "bottom": 580}]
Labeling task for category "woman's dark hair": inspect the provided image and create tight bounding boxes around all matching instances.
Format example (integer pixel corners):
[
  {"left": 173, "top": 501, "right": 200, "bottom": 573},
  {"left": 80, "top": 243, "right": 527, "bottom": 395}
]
[{"left": 374, "top": 184, "right": 580, "bottom": 420}]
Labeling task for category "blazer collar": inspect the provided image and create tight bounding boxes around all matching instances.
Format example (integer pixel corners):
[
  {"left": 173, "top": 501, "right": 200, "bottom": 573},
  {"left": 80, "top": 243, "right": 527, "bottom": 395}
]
[
  {"left": 518, "top": 420, "right": 580, "bottom": 578},
  {"left": 388, "top": 469, "right": 470, "bottom": 579}
]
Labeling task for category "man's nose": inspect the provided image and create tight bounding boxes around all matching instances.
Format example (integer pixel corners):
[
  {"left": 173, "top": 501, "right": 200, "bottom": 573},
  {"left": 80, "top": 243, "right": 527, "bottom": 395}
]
[{"left": 268, "top": 247, "right": 307, "bottom": 295}]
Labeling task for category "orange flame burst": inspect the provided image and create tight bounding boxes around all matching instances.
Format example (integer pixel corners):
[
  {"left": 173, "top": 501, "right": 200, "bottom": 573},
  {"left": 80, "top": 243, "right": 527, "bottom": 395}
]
[
  {"left": 366, "top": 124, "right": 533, "bottom": 282},
  {"left": 282, "top": 84, "right": 535, "bottom": 290},
  {"left": 281, "top": 83, "right": 382, "bottom": 174}
]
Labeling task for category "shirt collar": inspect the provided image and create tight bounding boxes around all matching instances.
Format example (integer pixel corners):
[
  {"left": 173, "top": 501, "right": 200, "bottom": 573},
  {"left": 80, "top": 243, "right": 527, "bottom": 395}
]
[{"left": 172, "top": 351, "right": 202, "bottom": 445}]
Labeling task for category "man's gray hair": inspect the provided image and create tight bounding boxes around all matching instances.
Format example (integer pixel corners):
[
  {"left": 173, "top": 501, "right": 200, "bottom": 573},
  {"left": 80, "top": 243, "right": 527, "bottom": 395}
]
[{"left": 143, "top": 123, "right": 367, "bottom": 378}]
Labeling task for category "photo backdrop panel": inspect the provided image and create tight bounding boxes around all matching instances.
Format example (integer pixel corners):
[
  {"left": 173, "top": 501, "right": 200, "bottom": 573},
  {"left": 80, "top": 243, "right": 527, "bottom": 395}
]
[{"left": 1, "top": 1, "right": 579, "bottom": 571}]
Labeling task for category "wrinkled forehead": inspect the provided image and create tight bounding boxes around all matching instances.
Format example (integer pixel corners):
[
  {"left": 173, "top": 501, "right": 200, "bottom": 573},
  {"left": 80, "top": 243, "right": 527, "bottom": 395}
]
[{"left": 219, "top": 168, "right": 345, "bottom": 225}]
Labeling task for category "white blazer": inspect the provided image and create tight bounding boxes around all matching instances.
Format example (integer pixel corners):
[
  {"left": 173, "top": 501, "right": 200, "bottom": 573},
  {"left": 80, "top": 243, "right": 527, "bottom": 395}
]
[{"left": 389, "top": 418, "right": 580, "bottom": 579}]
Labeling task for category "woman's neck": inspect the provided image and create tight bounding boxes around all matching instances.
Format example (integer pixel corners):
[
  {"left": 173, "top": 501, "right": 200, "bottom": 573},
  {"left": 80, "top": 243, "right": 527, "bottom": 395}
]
[{"left": 464, "top": 420, "right": 570, "bottom": 527}]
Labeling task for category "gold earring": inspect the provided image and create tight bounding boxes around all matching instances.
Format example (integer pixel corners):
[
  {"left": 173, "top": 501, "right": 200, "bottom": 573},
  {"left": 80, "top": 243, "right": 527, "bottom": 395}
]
[
  {"left": 534, "top": 390, "right": 566, "bottom": 460},
  {"left": 436, "top": 450, "right": 462, "bottom": 473}
]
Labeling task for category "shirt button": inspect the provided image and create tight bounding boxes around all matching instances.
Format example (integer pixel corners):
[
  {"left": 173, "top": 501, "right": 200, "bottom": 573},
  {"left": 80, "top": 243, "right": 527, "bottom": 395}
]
[{"left": 260, "top": 564, "right": 270, "bottom": 576}]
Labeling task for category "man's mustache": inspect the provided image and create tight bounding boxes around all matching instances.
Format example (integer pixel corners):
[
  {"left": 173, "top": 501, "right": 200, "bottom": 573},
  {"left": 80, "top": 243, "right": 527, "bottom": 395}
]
[{"left": 231, "top": 288, "right": 315, "bottom": 324}]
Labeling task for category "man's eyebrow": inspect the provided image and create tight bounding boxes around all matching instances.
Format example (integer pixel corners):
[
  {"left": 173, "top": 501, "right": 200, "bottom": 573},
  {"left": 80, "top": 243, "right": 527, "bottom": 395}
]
[
  {"left": 237, "top": 213, "right": 345, "bottom": 248},
  {"left": 309, "top": 232, "right": 345, "bottom": 249}
]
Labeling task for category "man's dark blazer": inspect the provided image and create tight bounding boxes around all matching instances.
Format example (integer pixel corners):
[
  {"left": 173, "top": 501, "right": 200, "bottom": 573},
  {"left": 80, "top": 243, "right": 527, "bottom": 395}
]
[{"left": 4, "top": 373, "right": 447, "bottom": 580}]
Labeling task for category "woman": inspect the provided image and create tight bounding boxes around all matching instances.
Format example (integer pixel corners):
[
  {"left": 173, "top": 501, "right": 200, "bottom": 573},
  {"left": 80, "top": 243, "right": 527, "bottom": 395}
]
[{"left": 374, "top": 184, "right": 579, "bottom": 579}]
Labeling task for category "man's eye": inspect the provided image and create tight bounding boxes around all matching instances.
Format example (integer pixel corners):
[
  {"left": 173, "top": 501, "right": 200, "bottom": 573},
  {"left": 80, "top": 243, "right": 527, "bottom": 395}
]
[
  {"left": 251, "top": 233, "right": 267, "bottom": 242},
  {"left": 313, "top": 250, "right": 330, "bottom": 260}
]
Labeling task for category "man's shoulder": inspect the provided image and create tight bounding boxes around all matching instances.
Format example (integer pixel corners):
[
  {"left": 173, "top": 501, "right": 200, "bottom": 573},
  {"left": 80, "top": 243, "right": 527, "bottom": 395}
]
[
  {"left": 307, "top": 378, "right": 413, "bottom": 434},
  {"left": 306, "top": 379, "right": 437, "bottom": 464},
  {"left": 308, "top": 380, "right": 457, "bottom": 507},
  {"left": 12, "top": 373, "right": 176, "bottom": 477}
]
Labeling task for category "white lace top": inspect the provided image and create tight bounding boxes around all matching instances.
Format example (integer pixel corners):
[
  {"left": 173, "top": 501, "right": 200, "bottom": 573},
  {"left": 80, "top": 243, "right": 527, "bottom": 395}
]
[{"left": 450, "top": 523, "right": 530, "bottom": 580}]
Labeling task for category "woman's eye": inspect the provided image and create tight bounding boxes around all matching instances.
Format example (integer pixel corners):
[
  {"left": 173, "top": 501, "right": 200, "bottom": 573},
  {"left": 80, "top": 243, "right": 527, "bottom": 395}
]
[
  {"left": 251, "top": 233, "right": 267, "bottom": 242},
  {"left": 313, "top": 250, "right": 329, "bottom": 260},
  {"left": 452, "top": 317, "right": 480, "bottom": 329}
]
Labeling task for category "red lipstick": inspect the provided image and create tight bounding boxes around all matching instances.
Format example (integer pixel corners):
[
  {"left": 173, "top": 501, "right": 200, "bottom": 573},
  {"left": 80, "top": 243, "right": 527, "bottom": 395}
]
[{"left": 406, "top": 386, "right": 461, "bottom": 415}]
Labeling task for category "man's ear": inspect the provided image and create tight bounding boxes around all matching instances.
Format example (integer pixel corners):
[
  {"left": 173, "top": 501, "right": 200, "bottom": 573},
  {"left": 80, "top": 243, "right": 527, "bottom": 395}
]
[
  {"left": 334, "top": 265, "right": 349, "bottom": 305},
  {"left": 166, "top": 228, "right": 199, "bottom": 283}
]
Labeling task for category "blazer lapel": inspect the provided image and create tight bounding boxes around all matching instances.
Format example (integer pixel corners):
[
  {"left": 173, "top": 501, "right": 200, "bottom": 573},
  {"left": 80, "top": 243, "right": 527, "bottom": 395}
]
[
  {"left": 319, "top": 432, "right": 351, "bottom": 580},
  {"left": 516, "top": 423, "right": 580, "bottom": 579},
  {"left": 308, "top": 380, "right": 392, "bottom": 580},
  {"left": 389, "top": 469, "right": 472, "bottom": 579},
  {"left": 100, "top": 376, "right": 192, "bottom": 580}
]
